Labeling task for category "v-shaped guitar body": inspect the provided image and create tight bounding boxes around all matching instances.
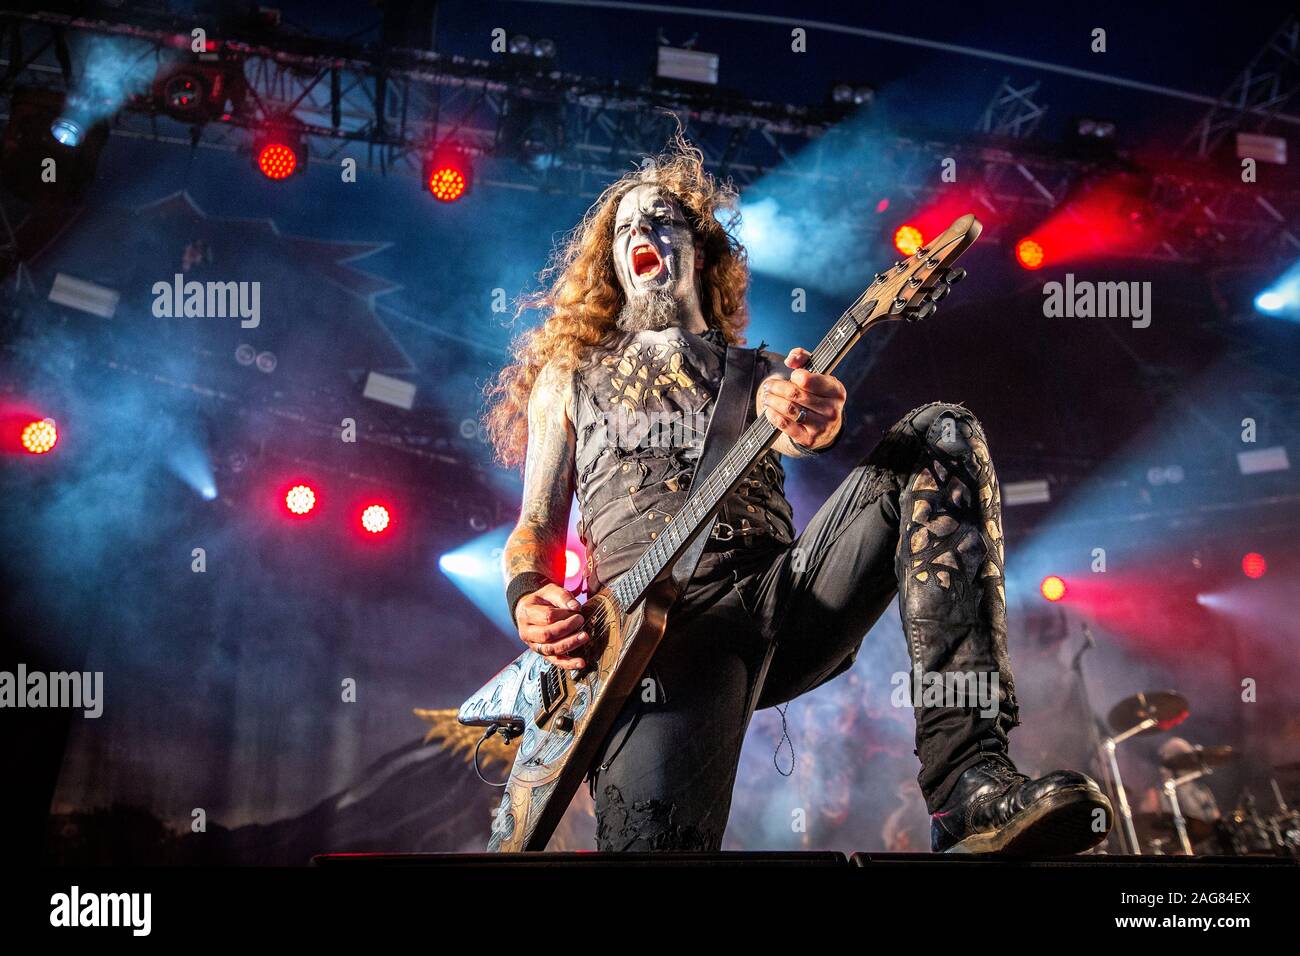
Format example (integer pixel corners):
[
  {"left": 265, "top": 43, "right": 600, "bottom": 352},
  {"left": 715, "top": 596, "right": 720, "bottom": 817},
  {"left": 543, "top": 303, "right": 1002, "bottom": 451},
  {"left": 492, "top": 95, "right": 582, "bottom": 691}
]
[{"left": 463, "top": 579, "right": 674, "bottom": 852}]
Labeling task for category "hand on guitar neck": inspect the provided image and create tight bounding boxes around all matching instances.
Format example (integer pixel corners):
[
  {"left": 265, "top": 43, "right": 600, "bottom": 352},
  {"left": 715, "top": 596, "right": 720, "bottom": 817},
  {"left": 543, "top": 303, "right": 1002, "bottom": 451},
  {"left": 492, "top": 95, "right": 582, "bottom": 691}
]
[{"left": 757, "top": 346, "right": 847, "bottom": 457}]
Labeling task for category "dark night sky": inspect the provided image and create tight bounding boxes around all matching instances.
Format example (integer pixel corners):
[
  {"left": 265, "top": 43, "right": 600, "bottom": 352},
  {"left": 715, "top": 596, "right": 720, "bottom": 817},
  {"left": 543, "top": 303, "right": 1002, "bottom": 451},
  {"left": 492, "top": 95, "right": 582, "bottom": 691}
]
[{"left": 277, "top": 0, "right": 1300, "bottom": 144}]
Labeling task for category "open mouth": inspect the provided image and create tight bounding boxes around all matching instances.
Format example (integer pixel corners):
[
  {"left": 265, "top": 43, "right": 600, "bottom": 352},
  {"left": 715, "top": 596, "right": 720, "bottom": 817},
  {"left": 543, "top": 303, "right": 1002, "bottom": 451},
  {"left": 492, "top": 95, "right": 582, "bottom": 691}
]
[{"left": 630, "top": 243, "right": 663, "bottom": 279}]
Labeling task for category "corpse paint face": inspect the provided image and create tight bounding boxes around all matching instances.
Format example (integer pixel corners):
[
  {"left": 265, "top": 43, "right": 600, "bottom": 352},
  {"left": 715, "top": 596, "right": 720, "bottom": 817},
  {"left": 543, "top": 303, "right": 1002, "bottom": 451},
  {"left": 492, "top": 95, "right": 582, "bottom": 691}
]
[{"left": 612, "top": 185, "right": 702, "bottom": 330}]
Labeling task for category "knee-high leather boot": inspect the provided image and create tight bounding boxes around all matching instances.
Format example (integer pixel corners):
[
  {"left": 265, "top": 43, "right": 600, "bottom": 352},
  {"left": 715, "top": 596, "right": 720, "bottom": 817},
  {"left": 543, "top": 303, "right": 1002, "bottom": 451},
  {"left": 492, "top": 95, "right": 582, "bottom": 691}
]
[{"left": 894, "top": 403, "right": 1112, "bottom": 854}]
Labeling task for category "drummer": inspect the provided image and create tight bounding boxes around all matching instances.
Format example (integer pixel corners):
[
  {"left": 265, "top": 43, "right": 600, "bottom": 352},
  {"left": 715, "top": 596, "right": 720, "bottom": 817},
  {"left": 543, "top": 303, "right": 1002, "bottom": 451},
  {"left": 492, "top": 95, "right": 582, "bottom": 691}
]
[{"left": 1138, "top": 737, "right": 1223, "bottom": 853}]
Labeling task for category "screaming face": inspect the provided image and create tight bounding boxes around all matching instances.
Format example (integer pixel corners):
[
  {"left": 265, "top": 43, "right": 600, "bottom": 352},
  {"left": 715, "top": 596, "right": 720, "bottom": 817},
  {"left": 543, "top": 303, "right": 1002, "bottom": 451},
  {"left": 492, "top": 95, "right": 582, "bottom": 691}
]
[{"left": 612, "top": 184, "right": 702, "bottom": 332}]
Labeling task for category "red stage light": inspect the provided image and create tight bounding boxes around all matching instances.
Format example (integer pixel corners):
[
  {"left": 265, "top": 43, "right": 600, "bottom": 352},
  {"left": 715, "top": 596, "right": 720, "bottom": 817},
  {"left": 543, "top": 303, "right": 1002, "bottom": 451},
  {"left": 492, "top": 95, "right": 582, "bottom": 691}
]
[
  {"left": 257, "top": 142, "right": 298, "bottom": 180},
  {"left": 894, "top": 224, "right": 924, "bottom": 256},
  {"left": 284, "top": 484, "right": 317, "bottom": 516},
  {"left": 1016, "top": 238, "right": 1045, "bottom": 270},
  {"left": 427, "top": 165, "right": 467, "bottom": 202},
  {"left": 361, "top": 504, "right": 391, "bottom": 534},
  {"left": 424, "top": 145, "right": 472, "bottom": 202},
  {"left": 1040, "top": 575, "right": 1067, "bottom": 602},
  {"left": 1241, "top": 552, "right": 1267, "bottom": 579},
  {"left": 20, "top": 418, "right": 58, "bottom": 454},
  {"left": 565, "top": 549, "right": 580, "bottom": 579}
]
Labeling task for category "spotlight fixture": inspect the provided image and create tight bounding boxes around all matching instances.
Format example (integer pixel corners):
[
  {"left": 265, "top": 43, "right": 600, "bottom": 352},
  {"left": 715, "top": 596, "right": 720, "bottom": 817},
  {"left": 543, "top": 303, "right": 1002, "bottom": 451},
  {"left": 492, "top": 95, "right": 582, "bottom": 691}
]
[
  {"left": 1255, "top": 291, "right": 1287, "bottom": 313},
  {"left": 1075, "top": 118, "right": 1117, "bottom": 140},
  {"left": 284, "top": 484, "right": 318, "bottom": 516},
  {"left": 1040, "top": 575, "right": 1067, "bottom": 602},
  {"left": 1015, "top": 237, "right": 1045, "bottom": 270},
  {"left": 152, "top": 59, "right": 246, "bottom": 124},
  {"left": 361, "top": 504, "right": 392, "bottom": 535},
  {"left": 656, "top": 46, "right": 719, "bottom": 85},
  {"left": 467, "top": 505, "right": 492, "bottom": 532},
  {"left": 500, "top": 100, "right": 564, "bottom": 172},
  {"left": 893, "top": 224, "right": 924, "bottom": 257},
  {"left": 253, "top": 121, "right": 307, "bottom": 180},
  {"left": 1069, "top": 117, "right": 1119, "bottom": 157},
  {"left": 160, "top": 72, "right": 205, "bottom": 118},
  {"left": 21, "top": 418, "right": 58, "bottom": 455},
  {"left": 1, "top": 87, "right": 109, "bottom": 200},
  {"left": 50, "top": 93, "right": 94, "bottom": 148},
  {"left": 830, "top": 83, "right": 875, "bottom": 106},
  {"left": 1237, "top": 446, "right": 1290, "bottom": 475},
  {"left": 1241, "top": 552, "right": 1267, "bottom": 579},
  {"left": 423, "top": 144, "right": 473, "bottom": 202}
]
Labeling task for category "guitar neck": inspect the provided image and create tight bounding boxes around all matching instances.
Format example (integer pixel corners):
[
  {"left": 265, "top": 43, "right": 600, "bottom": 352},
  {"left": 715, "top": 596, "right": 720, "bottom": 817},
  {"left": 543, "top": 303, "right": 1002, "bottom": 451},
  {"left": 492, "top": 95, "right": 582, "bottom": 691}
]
[{"left": 611, "top": 297, "right": 879, "bottom": 610}]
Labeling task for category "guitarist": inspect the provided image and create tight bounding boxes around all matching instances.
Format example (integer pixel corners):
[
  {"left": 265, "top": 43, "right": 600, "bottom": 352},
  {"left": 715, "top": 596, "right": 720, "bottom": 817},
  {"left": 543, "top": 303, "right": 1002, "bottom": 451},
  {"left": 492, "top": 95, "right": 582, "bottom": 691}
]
[{"left": 482, "top": 135, "right": 1112, "bottom": 855}]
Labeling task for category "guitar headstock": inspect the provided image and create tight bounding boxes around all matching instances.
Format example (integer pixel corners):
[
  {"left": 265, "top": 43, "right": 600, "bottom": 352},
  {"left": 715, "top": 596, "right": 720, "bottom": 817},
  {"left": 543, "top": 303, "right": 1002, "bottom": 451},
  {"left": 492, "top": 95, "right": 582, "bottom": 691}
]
[{"left": 851, "top": 214, "right": 982, "bottom": 329}]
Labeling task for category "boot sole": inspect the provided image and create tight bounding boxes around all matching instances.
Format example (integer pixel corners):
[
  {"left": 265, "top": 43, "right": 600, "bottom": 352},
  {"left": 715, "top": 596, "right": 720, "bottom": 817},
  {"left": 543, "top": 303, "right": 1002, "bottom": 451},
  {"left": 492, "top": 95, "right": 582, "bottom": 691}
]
[{"left": 945, "top": 785, "right": 1113, "bottom": 856}]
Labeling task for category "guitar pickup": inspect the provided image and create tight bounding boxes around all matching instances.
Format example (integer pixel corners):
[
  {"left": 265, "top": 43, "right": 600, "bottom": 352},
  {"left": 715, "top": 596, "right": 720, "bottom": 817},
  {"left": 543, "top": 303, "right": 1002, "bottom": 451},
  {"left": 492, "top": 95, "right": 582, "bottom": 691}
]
[{"left": 534, "top": 664, "right": 569, "bottom": 729}]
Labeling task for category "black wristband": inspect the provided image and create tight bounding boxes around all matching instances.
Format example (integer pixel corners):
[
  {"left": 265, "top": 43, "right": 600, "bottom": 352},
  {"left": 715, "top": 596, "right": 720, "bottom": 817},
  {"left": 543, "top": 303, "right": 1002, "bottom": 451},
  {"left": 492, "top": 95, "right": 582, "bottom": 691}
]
[{"left": 507, "top": 571, "right": 557, "bottom": 623}]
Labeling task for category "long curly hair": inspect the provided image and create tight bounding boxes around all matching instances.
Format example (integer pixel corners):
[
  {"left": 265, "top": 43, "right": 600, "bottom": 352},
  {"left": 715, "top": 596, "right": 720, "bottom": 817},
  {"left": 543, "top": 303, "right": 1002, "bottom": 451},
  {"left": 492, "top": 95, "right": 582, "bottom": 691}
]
[{"left": 483, "top": 132, "right": 750, "bottom": 469}]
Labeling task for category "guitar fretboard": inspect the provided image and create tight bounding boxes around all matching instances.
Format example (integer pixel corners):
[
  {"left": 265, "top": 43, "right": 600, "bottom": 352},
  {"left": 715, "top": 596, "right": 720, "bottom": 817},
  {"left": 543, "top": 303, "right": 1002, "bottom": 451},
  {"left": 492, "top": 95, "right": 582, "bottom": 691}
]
[{"left": 610, "top": 287, "right": 883, "bottom": 610}]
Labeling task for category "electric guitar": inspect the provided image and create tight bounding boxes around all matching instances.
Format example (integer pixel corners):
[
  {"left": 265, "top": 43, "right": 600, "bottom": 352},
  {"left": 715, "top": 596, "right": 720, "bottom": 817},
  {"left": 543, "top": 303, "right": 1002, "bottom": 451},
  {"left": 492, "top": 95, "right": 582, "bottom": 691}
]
[{"left": 459, "top": 214, "right": 984, "bottom": 851}]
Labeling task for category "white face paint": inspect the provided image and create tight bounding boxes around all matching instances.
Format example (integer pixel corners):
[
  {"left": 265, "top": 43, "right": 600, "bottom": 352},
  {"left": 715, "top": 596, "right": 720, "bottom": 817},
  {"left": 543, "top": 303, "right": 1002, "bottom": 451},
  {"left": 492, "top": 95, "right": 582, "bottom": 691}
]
[{"left": 611, "top": 185, "right": 701, "bottom": 330}]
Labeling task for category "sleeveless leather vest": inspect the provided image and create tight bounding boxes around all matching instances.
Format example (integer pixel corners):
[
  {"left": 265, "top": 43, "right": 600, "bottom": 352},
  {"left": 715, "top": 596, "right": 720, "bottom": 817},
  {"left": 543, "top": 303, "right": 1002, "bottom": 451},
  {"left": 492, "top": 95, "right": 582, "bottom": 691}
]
[{"left": 572, "top": 326, "right": 795, "bottom": 592}]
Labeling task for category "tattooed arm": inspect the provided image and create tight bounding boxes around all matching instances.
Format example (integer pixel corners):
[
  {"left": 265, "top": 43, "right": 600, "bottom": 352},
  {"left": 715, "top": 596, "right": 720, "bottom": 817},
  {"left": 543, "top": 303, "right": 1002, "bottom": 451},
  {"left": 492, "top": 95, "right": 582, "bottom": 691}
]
[{"left": 504, "top": 361, "right": 589, "bottom": 671}]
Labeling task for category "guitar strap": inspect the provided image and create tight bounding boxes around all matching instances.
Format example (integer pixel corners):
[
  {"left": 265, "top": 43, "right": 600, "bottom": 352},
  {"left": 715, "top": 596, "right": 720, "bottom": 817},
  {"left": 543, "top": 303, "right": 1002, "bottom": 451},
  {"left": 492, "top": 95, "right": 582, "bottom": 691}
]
[
  {"left": 667, "top": 342, "right": 758, "bottom": 598},
  {"left": 586, "top": 344, "right": 759, "bottom": 787}
]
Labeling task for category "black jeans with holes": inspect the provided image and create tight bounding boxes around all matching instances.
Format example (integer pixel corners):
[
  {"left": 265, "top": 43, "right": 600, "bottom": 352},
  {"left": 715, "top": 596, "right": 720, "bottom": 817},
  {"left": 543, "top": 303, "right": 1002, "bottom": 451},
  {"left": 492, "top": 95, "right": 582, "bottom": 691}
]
[{"left": 587, "top": 403, "right": 1019, "bottom": 851}]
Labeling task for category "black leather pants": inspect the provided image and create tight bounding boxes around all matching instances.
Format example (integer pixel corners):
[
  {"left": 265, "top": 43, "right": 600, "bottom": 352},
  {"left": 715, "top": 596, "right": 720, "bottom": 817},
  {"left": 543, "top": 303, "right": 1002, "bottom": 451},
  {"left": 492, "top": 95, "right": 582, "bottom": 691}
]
[{"left": 588, "top": 403, "right": 1019, "bottom": 850}]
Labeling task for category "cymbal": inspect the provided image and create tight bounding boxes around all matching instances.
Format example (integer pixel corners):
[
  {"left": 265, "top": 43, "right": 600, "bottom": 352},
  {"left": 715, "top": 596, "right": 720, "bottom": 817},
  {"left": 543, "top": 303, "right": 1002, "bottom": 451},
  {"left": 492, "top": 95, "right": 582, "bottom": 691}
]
[
  {"left": 1131, "top": 812, "right": 1216, "bottom": 846},
  {"left": 1107, "top": 691, "right": 1190, "bottom": 736},
  {"left": 1163, "top": 745, "right": 1236, "bottom": 774}
]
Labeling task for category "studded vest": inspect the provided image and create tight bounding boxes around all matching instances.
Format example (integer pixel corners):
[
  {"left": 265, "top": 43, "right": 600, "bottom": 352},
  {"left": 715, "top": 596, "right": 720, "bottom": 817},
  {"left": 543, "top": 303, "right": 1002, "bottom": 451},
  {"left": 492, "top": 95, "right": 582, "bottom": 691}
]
[{"left": 572, "top": 326, "right": 795, "bottom": 592}]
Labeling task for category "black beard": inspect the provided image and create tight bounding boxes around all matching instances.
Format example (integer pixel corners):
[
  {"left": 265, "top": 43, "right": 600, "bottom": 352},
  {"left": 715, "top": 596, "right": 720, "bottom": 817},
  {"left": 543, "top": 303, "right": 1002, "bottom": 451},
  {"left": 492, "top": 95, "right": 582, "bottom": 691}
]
[{"left": 616, "top": 288, "right": 679, "bottom": 332}]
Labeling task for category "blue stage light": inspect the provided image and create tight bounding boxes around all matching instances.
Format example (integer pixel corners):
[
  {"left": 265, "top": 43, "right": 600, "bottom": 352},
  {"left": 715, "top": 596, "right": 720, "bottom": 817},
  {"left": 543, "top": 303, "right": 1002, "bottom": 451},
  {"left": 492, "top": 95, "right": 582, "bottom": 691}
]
[
  {"left": 1255, "top": 291, "right": 1285, "bottom": 313},
  {"left": 50, "top": 117, "right": 85, "bottom": 147},
  {"left": 1255, "top": 261, "right": 1300, "bottom": 318},
  {"left": 439, "top": 552, "right": 484, "bottom": 577},
  {"left": 167, "top": 444, "right": 219, "bottom": 502},
  {"left": 438, "top": 526, "right": 515, "bottom": 635}
]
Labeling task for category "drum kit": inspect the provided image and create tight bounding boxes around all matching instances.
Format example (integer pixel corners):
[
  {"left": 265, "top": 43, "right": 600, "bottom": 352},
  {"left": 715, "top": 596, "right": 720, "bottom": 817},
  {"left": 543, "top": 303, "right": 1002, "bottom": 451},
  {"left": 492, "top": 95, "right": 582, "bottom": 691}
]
[{"left": 1095, "top": 689, "right": 1300, "bottom": 857}]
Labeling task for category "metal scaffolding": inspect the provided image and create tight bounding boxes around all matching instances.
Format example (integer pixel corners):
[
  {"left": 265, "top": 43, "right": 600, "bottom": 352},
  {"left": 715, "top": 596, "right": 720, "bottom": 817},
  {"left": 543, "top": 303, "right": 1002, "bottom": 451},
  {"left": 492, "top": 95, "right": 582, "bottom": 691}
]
[
  {"left": 1185, "top": 13, "right": 1300, "bottom": 158},
  {"left": 3, "top": 6, "right": 1300, "bottom": 273}
]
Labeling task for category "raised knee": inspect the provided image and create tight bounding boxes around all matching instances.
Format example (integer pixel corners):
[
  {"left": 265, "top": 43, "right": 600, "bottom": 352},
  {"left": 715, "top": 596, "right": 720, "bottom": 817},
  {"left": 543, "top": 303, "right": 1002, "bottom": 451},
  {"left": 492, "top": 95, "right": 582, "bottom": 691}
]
[{"left": 907, "top": 402, "right": 982, "bottom": 461}]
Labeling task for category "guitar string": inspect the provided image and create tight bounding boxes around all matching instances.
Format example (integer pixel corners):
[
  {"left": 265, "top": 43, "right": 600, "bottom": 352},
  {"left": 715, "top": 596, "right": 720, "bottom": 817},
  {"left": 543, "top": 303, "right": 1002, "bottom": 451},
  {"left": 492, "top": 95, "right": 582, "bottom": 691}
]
[
  {"left": 612, "top": 236, "right": 960, "bottom": 608},
  {"left": 612, "top": 296, "right": 875, "bottom": 607}
]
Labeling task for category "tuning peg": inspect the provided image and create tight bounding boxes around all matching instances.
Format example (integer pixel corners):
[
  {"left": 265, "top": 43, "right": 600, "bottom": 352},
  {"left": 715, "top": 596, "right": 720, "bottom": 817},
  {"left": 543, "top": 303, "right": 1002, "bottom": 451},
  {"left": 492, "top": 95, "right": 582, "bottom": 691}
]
[
  {"left": 945, "top": 267, "right": 967, "bottom": 285},
  {"left": 909, "top": 301, "right": 937, "bottom": 322},
  {"left": 929, "top": 283, "right": 950, "bottom": 302}
]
